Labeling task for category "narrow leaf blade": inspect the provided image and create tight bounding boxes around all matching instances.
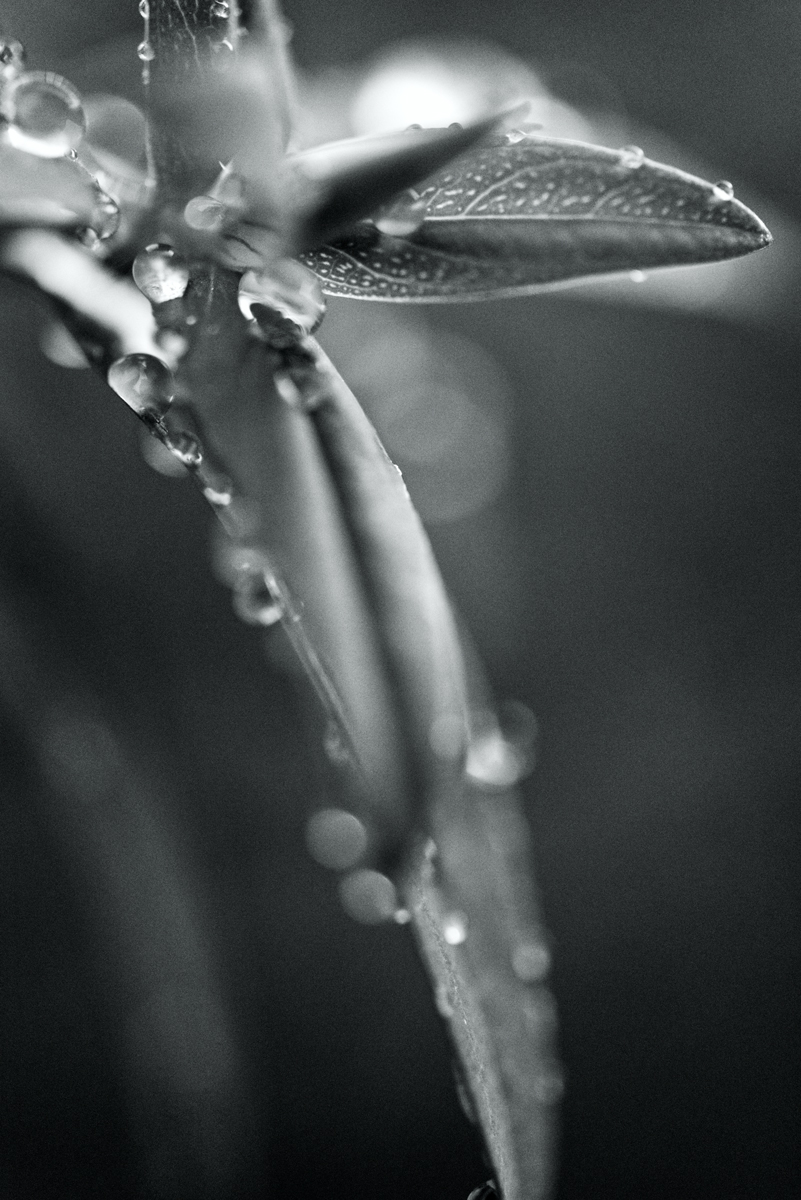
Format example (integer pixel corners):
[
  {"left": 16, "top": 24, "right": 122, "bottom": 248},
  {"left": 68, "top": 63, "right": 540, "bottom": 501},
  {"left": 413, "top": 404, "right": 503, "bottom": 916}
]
[{"left": 302, "top": 137, "right": 772, "bottom": 301}]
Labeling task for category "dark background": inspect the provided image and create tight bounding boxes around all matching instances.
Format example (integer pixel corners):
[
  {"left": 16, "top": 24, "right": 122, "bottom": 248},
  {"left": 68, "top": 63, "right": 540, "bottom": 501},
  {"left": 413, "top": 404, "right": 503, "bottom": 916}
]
[{"left": 0, "top": 2, "right": 799, "bottom": 1198}]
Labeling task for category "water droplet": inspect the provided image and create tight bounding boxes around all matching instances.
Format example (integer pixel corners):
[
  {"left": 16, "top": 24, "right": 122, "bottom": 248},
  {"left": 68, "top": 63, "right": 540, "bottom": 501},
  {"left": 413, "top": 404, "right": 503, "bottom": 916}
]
[
  {"left": 0, "top": 36, "right": 26, "bottom": 80},
  {"left": 211, "top": 38, "right": 235, "bottom": 64},
  {"left": 323, "top": 720, "right": 351, "bottom": 766},
  {"left": 505, "top": 128, "right": 527, "bottom": 144},
  {"left": 512, "top": 942, "right": 551, "bottom": 982},
  {"left": 184, "top": 194, "right": 226, "bottom": 231},
  {"left": 448, "top": 121, "right": 463, "bottom": 130},
  {"left": 405, "top": 123, "right": 423, "bottom": 131},
  {"left": 435, "top": 982, "right": 455, "bottom": 1019},
  {"left": 4, "top": 71, "right": 85, "bottom": 158},
  {"left": 629, "top": 269, "right": 647, "bottom": 284},
  {"left": 238, "top": 260, "right": 325, "bottom": 337},
  {"left": 620, "top": 144, "right": 645, "bottom": 169},
  {"left": 443, "top": 912, "right": 468, "bottom": 946},
  {"left": 467, "top": 1182, "right": 499, "bottom": 1200},
  {"left": 133, "top": 243, "right": 190, "bottom": 303},
  {"left": 138, "top": 0, "right": 149, "bottom": 17},
  {"left": 713, "top": 179, "right": 734, "bottom": 200},
  {"left": 167, "top": 432, "right": 202, "bottom": 468},
  {"left": 466, "top": 701, "right": 537, "bottom": 789},
  {"left": 306, "top": 808, "right": 368, "bottom": 871},
  {"left": 393, "top": 907, "right": 411, "bottom": 925},
  {"left": 231, "top": 573, "right": 282, "bottom": 627},
  {"left": 374, "top": 194, "right": 426, "bottom": 237},
  {"left": 202, "top": 480, "right": 234, "bottom": 507},
  {"left": 339, "top": 869, "right": 398, "bottom": 924},
  {"left": 212, "top": 0, "right": 230, "bottom": 15},
  {"left": 91, "top": 186, "right": 120, "bottom": 240},
  {"left": 107, "top": 353, "right": 174, "bottom": 417},
  {"left": 137, "top": 40, "right": 155, "bottom": 63}
]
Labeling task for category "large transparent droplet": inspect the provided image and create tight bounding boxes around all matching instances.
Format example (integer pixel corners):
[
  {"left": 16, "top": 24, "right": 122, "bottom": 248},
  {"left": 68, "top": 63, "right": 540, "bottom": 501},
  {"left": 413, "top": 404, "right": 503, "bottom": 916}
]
[
  {"left": 4, "top": 71, "right": 85, "bottom": 158},
  {"left": 306, "top": 808, "right": 368, "bottom": 871},
  {"left": 374, "top": 194, "right": 426, "bottom": 237},
  {"left": 132, "top": 244, "right": 190, "bottom": 304},
  {"left": 107, "top": 353, "right": 174, "bottom": 417},
  {"left": 0, "top": 36, "right": 26, "bottom": 81},
  {"left": 238, "top": 260, "right": 325, "bottom": 338}
]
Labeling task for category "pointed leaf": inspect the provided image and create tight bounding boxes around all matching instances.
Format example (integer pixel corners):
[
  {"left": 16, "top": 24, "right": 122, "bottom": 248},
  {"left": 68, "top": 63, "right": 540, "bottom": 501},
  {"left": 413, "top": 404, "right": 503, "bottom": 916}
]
[
  {"left": 301, "top": 138, "right": 772, "bottom": 301},
  {"left": 291, "top": 111, "right": 518, "bottom": 253}
]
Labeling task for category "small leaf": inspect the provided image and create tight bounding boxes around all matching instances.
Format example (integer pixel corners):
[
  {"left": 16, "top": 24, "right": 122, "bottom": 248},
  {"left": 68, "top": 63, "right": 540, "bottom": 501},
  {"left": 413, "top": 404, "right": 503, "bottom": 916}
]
[
  {"left": 0, "top": 143, "right": 100, "bottom": 230},
  {"left": 302, "top": 137, "right": 772, "bottom": 301}
]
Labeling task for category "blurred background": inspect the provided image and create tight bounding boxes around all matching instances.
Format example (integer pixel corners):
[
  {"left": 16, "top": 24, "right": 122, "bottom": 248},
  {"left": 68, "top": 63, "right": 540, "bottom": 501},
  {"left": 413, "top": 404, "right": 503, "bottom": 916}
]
[{"left": 1, "top": 1, "right": 799, "bottom": 1198}]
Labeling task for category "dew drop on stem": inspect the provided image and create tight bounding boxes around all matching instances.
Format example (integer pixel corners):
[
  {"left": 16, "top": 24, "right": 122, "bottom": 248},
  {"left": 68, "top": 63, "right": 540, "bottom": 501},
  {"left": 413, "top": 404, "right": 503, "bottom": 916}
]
[
  {"left": 137, "top": 41, "right": 155, "bottom": 63},
  {"left": 505, "top": 128, "right": 528, "bottom": 144},
  {"left": 4, "top": 71, "right": 85, "bottom": 158},
  {"left": 91, "top": 186, "right": 120, "bottom": 240},
  {"left": 107, "top": 353, "right": 174, "bottom": 418},
  {"left": 138, "top": 0, "right": 149, "bottom": 17},
  {"left": 511, "top": 941, "right": 551, "bottom": 982},
  {"left": 167, "top": 432, "right": 202, "bottom": 468},
  {"left": 133, "top": 244, "right": 190, "bottom": 304},
  {"left": 231, "top": 574, "right": 283, "bottom": 627},
  {"left": 212, "top": 1, "right": 230, "bottom": 16}
]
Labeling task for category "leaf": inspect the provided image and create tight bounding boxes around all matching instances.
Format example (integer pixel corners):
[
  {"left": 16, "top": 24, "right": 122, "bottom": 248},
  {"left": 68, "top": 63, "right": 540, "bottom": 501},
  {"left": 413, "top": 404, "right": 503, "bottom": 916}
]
[
  {"left": 0, "top": 144, "right": 101, "bottom": 231},
  {"left": 301, "top": 137, "right": 772, "bottom": 301},
  {"left": 291, "top": 110, "right": 519, "bottom": 252}
]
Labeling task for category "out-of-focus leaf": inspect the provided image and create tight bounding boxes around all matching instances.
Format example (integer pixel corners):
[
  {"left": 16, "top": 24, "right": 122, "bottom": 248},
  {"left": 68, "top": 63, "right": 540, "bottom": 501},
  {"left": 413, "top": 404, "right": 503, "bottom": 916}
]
[
  {"left": 302, "top": 138, "right": 772, "bottom": 301},
  {"left": 0, "top": 143, "right": 100, "bottom": 230},
  {"left": 291, "top": 111, "right": 520, "bottom": 252}
]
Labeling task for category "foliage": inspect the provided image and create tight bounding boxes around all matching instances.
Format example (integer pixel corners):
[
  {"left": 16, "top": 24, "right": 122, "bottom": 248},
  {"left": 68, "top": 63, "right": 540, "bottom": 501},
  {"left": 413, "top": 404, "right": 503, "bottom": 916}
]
[{"left": 0, "top": 3, "right": 771, "bottom": 1198}]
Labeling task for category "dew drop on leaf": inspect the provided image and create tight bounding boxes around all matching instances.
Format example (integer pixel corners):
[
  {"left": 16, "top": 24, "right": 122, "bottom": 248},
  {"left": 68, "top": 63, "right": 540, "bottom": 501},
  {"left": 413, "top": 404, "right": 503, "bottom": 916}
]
[
  {"left": 306, "top": 808, "right": 368, "bottom": 871},
  {"left": 0, "top": 36, "right": 26, "bottom": 81},
  {"left": 132, "top": 243, "right": 190, "bottom": 304},
  {"left": 137, "top": 41, "right": 155, "bottom": 63},
  {"left": 629, "top": 269, "right": 647, "bottom": 283},
  {"left": 443, "top": 911, "right": 468, "bottom": 946},
  {"left": 4, "top": 71, "right": 85, "bottom": 158},
  {"left": 211, "top": 1, "right": 230, "bottom": 16},
  {"left": 713, "top": 179, "right": 734, "bottom": 200},
  {"left": 107, "top": 353, "right": 174, "bottom": 417},
  {"left": 374, "top": 195, "right": 427, "bottom": 237},
  {"left": 505, "top": 128, "right": 528, "bottom": 144},
  {"left": 619, "top": 144, "right": 645, "bottom": 169},
  {"left": 202, "top": 479, "right": 234, "bottom": 507},
  {"left": 238, "top": 260, "right": 325, "bottom": 334}
]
